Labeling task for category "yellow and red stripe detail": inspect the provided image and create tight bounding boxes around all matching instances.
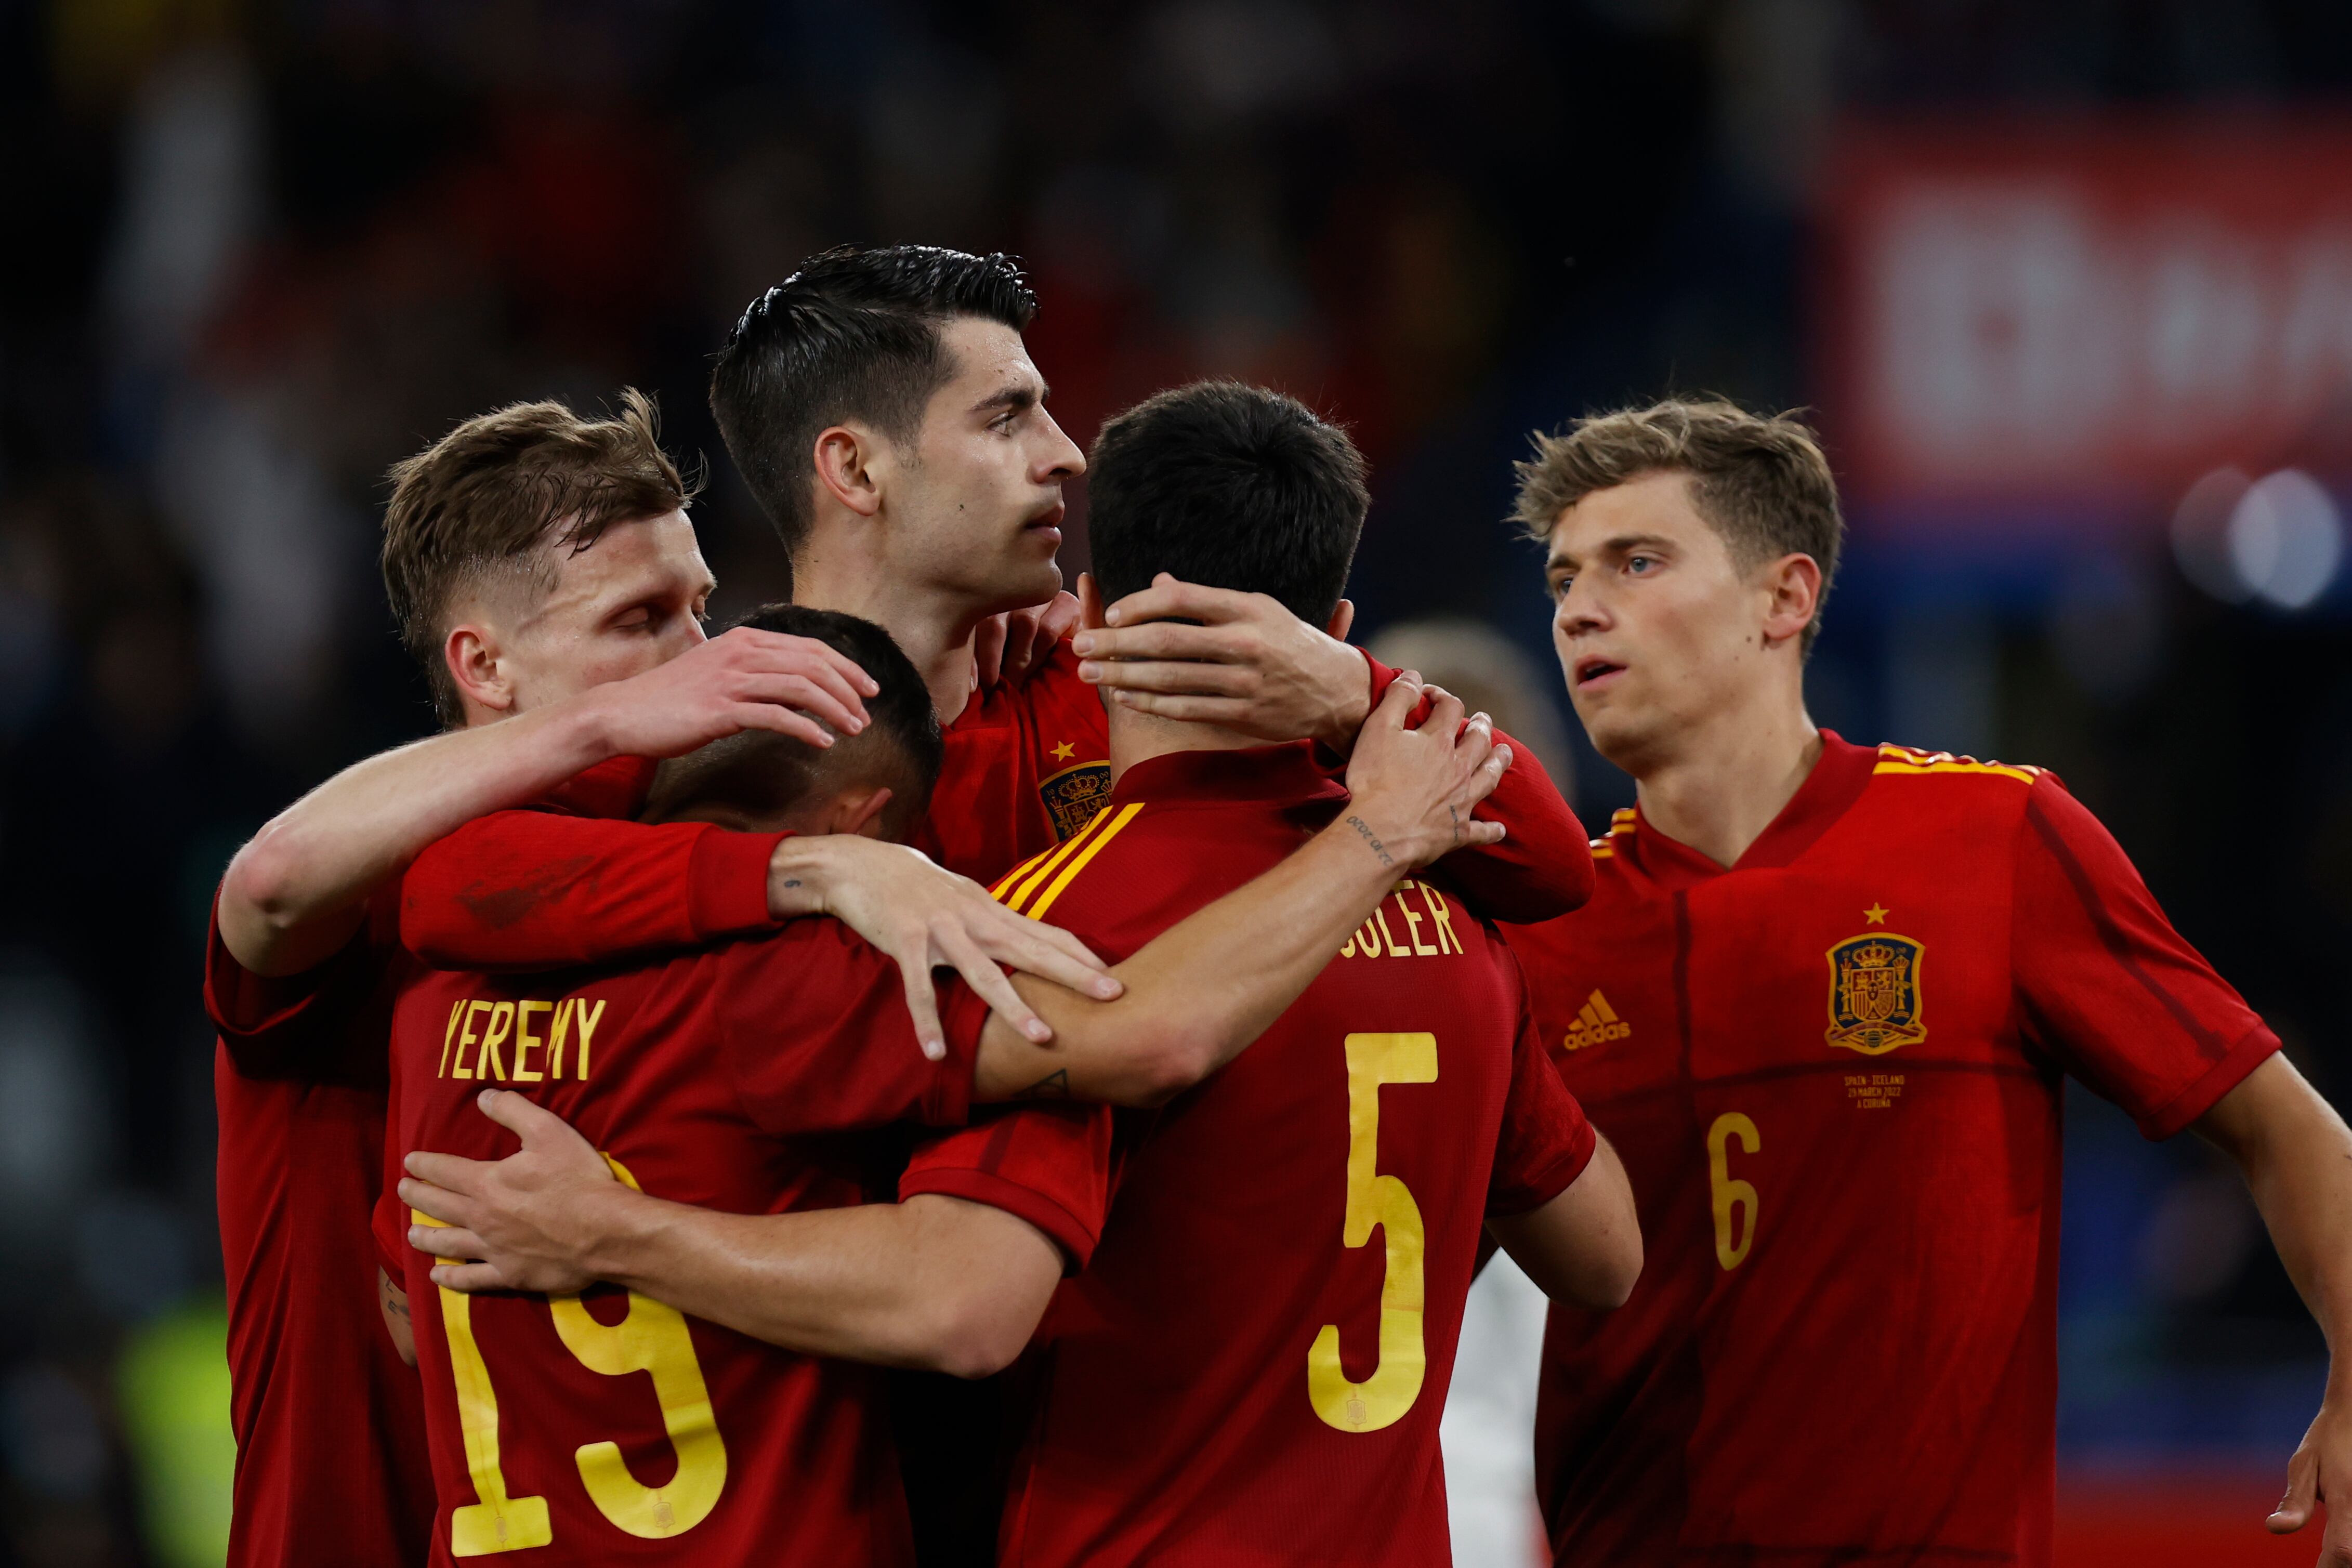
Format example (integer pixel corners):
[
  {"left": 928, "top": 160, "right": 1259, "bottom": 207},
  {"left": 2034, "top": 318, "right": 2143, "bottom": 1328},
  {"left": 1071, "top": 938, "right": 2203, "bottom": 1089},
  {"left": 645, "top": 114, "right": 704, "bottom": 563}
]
[
  {"left": 1000, "top": 802, "right": 1145, "bottom": 917},
  {"left": 1871, "top": 744, "right": 2042, "bottom": 785}
]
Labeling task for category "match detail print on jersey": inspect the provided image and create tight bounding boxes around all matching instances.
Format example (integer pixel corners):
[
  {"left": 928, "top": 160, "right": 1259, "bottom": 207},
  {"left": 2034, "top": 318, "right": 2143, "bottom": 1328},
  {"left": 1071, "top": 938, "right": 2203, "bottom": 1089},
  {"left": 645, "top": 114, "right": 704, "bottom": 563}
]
[
  {"left": 1308, "top": 1031, "right": 1437, "bottom": 1435},
  {"left": 1823, "top": 930, "right": 1927, "bottom": 1055}
]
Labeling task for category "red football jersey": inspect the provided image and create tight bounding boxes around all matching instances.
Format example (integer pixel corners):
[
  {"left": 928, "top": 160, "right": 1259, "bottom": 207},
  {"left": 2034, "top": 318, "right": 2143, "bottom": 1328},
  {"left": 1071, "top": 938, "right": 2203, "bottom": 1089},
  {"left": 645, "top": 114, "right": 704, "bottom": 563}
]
[
  {"left": 207, "top": 892, "right": 435, "bottom": 1568},
  {"left": 1503, "top": 732, "right": 2281, "bottom": 1568},
  {"left": 904, "top": 744, "right": 1599, "bottom": 1567},
  {"left": 388, "top": 918, "right": 1101, "bottom": 1567},
  {"left": 206, "top": 758, "right": 785, "bottom": 1568}
]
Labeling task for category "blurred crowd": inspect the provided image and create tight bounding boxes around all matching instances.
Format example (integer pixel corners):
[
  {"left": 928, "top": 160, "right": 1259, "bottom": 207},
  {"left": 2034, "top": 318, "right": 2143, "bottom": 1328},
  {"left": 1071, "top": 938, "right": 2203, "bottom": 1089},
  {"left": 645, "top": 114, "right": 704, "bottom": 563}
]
[{"left": 4, "top": 1, "right": 2350, "bottom": 1561}]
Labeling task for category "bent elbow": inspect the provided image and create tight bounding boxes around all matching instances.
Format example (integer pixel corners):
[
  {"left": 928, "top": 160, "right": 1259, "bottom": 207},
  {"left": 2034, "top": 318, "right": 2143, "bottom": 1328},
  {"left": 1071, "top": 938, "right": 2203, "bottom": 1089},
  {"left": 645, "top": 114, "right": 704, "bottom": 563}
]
[
  {"left": 1121, "top": 1029, "right": 1218, "bottom": 1109},
  {"left": 1580, "top": 1234, "right": 1644, "bottom": 1311},
  {"left": 223, "top": 832, "right": 304, "bottom": 934},
  {"left": 922, "top": 1295, "right": 1039, "bottom": 1380}
]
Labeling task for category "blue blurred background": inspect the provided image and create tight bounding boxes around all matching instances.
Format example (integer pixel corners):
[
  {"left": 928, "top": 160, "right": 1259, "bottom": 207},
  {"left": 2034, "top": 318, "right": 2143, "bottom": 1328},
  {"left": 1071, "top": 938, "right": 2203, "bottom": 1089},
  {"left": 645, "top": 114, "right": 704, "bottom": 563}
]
[{"left": 3, "top": 1, "right": 2348, "bottom": 1562}]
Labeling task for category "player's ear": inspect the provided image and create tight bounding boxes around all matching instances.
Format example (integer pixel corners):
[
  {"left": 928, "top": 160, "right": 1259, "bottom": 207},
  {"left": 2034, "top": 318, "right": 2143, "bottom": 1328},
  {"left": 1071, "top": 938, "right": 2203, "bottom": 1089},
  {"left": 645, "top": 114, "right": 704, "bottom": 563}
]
[
  {"left": 1759, "top": 553, "right": 1822, "bottom": 650},
  {"left": 1325, "top": 598, "right": 1355, "bottom": 642},
  {"left": 444, "top": 620, "right": 516, "bottom": 718},
  {"left": 827, "top": 785, "right": 897, "bottom": 840},
  {"left": 1076, "top": 572, "right": 1108, "bottom": 631},
  {"left": 812, "top": 423, "right": 884, "bottom": 519}
]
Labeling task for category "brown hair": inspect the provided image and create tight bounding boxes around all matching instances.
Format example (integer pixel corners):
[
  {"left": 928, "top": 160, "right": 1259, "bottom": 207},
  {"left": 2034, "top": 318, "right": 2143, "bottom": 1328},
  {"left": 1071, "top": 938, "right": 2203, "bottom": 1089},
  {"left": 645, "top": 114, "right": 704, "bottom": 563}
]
[
  {"left": 1512, "top": 398, "right": 1844, "bottom": 653},
  {"left": 382, "top": 389, "right": 698, "bottom": 725}
]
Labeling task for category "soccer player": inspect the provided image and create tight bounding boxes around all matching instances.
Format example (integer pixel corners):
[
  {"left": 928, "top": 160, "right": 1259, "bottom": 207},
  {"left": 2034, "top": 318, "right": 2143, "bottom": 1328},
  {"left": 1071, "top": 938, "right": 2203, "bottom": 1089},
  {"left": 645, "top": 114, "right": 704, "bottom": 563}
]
[
  {"left": 206, "top": 393, "right": 1102, "bottom": 1568},
  {"left": 387, "top": 600, "right": 1521, "bottom": 1565},
  {"left": 404, "top": 246, "right": 1589, "bottom": 995},
  {"left": 1501, "top": 399, "right": 2352, "bottom": 1566},
  {"left": 401, "top": 383, "right": 1643, "bottom": 1568}
]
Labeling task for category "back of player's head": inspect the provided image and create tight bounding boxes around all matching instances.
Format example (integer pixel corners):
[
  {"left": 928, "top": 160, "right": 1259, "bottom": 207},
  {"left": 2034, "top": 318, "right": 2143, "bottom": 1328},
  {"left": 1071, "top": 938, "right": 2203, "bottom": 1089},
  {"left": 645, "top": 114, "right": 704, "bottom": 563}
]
[
  {"left": 640, "top": 605, "right": 943, "bottom": 842},
  {"left": 710, "top": 245, "right": 1039, "bottom": 558},
  {"left": 1512, "top": 398, "right": 1845, "bottom": 654},
  {"left": 1086, "top": 381, "right": 1369, "bottom": 627},
  {"left": 383, "top": 389, "right": 697, "bottom": 727}
]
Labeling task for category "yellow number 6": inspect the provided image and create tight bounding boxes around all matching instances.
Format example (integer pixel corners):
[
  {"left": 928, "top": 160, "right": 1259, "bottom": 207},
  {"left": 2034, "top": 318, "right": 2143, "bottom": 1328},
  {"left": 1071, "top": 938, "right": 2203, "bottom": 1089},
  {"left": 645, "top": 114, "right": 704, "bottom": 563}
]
[
  {"left": 1706, "top": 1112, "right": 1760, "bottom": 1271},
  {"left": 1308, "top": 1031, "right": 1436, "bottom": 1434}
]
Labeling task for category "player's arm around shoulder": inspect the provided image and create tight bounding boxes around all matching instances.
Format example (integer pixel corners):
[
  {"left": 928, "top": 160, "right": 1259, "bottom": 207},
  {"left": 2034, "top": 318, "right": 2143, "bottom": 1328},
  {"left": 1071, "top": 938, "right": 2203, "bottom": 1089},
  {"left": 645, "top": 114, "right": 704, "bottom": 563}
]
[
  {"left": 1486, "top": 1132, "right": 1642, "bottom": 1311},
  {"left": 967, "top": 678, "right": 1516, "bottom": 1108},
  {"left": 400, "top": 1090, "right": 1066, "bottom": 1379}
]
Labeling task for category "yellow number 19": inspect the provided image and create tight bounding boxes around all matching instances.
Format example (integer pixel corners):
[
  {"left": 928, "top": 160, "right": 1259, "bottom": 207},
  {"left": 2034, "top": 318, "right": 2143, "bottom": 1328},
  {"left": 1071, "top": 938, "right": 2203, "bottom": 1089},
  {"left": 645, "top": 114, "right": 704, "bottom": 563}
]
[
  {"left": 1308, "top": 1031, "right": 1437, "bottom": 1434},
  {"left": 420, "top": 1153, "right": 727, "bottom": 1556}
]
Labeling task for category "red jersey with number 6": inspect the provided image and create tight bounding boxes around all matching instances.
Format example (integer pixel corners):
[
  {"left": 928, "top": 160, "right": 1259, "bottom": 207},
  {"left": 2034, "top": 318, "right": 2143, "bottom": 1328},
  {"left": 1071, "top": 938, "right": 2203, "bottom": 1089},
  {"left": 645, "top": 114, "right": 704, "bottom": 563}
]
[
  {"left": 1503, "top": 733, "right": 2280, "bottom": 1568},
  {"left": 905, "top": 743, "right": 1597, "bottom": 1567},
  {"left": 387, "top": 918, "right": 1077, "bottom": 1567}
]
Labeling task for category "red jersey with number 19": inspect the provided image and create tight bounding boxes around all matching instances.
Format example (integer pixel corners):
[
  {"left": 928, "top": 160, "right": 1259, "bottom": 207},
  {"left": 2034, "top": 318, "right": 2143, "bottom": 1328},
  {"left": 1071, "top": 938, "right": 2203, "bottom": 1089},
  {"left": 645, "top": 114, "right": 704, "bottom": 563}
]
[
  {"left": 903, "top": 744, "right": 1597, "bottom": 1567},
  {"left": 1503, "top": 733, "right": 2280, "bottom": 1567},
  {"left": 387, "top": 917, "right": 1055, "bottom": 1567}
]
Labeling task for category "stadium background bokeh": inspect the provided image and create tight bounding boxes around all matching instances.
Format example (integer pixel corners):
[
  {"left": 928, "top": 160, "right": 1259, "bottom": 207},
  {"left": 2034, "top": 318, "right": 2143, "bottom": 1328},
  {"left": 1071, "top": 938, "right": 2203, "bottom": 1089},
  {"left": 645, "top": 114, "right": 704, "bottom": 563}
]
[{"left": 4, "top": 2, "right": 2349, "bottom": 1563}]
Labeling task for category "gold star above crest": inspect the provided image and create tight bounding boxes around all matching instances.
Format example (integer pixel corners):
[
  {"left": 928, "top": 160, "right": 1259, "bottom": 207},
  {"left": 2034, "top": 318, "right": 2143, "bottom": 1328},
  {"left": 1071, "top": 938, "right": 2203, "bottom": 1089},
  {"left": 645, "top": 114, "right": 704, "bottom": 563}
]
[
  {"left": 1863, "top": 903, "right": 1888, "bottom": 925},
  {"left": 1049, "top": 741, "right": 1076, "bottom": 762}
]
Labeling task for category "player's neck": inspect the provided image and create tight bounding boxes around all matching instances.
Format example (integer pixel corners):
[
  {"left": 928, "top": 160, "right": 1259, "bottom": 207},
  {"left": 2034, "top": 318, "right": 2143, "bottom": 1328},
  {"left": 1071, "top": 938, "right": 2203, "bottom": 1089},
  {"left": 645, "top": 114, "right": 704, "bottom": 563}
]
[
  {"left": 790, "top": 546, "right": 985, "bottom": 726},
  {"left": 1632, "top": 688, "right": 1821, "bottom": 870},
  {"left": 1106, "top": 706, "right": 1261, "bottom": 786}
]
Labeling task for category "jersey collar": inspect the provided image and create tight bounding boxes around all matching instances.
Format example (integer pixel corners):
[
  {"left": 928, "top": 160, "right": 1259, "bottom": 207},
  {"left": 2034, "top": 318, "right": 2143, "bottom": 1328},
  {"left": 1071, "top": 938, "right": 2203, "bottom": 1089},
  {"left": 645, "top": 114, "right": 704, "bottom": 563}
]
[
  {"left": 1109, "top": 741, "right": 1349, "bottom": 811},
  {"left": 1622, "top": 729, "right": 1879, "bottom": 889}
]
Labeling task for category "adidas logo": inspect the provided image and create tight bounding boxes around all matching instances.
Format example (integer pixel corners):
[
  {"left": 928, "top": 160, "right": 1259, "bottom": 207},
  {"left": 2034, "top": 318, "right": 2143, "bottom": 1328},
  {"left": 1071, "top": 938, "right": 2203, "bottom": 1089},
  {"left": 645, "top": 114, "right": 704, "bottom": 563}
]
[{"left": 1563, "top": 990, "right": 1632, "bottom": 1052}]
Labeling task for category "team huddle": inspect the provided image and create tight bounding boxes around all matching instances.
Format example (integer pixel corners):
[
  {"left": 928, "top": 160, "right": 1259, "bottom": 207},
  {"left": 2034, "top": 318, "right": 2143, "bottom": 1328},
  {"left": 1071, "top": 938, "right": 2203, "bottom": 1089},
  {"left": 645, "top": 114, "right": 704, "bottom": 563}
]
[{"left": 205, "top": 246, "right": 2352, "bottom": 1568}]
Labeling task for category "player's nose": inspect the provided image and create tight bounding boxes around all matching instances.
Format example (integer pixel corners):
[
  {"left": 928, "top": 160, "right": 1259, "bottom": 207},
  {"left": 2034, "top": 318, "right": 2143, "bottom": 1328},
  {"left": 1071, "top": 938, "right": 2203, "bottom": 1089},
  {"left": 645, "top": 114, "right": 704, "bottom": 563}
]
[{"left": 1037, "top": 411, "right": 1085, "bottom": 480}]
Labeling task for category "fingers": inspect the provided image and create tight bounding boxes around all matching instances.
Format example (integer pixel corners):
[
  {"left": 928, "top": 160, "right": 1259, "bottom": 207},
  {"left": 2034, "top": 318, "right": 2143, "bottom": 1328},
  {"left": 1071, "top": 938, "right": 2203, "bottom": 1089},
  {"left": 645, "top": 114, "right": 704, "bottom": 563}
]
[
  {"left": 1036, "top": 589, "right": 1082, "bottom": 647},
  {"left": 895, "top": 955, "right": 949, "bottom": 1062},
  {"left": 1101, "top": 574, "right": 1258, "bottom": 628},
  {"left": 2271, "top": 1449, "right": 2320, "bottom": 1533},
  {"left": 724, "top": 627, "right": 878, "bottom": 696},
  {"left": 428, "top": 1261, "right": 511, "bottom": 1294},
  {"left": 977, "top": 912, "right": 1123, "bottom": 998},
  {"left": 404, "top": 1148, "right": 491, "bottom": 1195},
  {"left": 1074, "top": 620, "right": 1242, "bottom": 665},
  {"left": 937, "top": 927, "right": 1054, "bottom": 1045},
  {"left": 973, "top": 613, "right": 1009, "bottom": 693},
  {"left": 1104, "top": 691, "right": 1259, "bottom": 724},
  {"left": 1421, "top": 684, "right": 1468, "bottom": 738},
  {"left": 404, "top": 1217, "right": 488, "bottom": 1260},
  {"left": 1084, "top": 655, "right": 1256, "bottom": 696},
  {"left": 727, "top": 671, "right": 871, "bottom": 739},
  {"left": 474, "top": 1087, "right": 564, "bottom": 1145}
]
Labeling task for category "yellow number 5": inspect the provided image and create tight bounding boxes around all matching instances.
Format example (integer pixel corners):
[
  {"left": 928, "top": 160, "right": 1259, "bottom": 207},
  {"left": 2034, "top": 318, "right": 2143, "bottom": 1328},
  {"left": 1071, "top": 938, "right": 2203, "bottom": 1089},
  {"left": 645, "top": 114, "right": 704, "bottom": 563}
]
[
  {"left": 1706, "top": 1112, "right": 1760, "bottom": 1270},
  {"left": 1308, "top": 1031, "right": 1436, "bottom": 1434}
]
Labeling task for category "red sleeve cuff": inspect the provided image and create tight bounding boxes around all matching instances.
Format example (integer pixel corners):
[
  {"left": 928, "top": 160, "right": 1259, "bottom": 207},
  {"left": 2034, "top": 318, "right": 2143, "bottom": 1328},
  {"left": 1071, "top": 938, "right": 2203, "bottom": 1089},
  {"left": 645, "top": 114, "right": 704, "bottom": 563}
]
[
  {"left": 920, "top": 979, "right": 994, "bottom": 1128},
  {"left": 898, "top": 1166, "right": 1103, "bottom": 1272},
  {"left": 687, "top": 830, "right": 790, "bottom": 940},
  {"left": 1488, "top": 1112, "right": 1598, "bottom": 1219},
  {"left": 2141, "top": 1021, "right": 2283, "bottom": 1141}
]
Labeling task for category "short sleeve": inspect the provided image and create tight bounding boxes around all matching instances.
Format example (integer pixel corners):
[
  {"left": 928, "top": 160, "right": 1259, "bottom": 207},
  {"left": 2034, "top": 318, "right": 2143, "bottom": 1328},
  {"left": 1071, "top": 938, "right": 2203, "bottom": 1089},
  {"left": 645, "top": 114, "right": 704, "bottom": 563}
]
[
  {"left": 205, "top": 888, "right": 394, "bottom": 1086},
  {"left": 715, "top": 923, "right": 984, "bottom": 1136},
  {"left": 372, "top": 1184, "right": 408, "bottom": 1283},
  {"left": 899, "top": 1104, "right": 1116, "bottom": 1271},
  {"left": 1487, "top": 967, "right": 1598, "bottom": 1218},
  {"left": 2014, "top": 775, "right": 2279, "bottom": 1139}
]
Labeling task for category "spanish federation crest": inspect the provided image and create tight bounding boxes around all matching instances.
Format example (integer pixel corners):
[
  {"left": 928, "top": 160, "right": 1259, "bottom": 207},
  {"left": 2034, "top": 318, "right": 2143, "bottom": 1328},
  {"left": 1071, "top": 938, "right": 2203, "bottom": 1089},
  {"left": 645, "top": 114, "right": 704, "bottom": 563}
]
[
  {"left": 1823, "top": 933, "right": 1927, "bottom": 1055},
  {"left": 1040, "top": 760, "right": 1113, "bottom": 842}
]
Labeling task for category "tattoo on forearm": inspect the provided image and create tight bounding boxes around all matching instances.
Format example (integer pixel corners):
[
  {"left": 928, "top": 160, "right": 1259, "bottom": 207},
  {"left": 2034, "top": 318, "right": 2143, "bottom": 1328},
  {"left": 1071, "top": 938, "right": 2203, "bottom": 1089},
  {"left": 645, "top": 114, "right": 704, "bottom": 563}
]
[
  {"left": 781, "top": 878, "right": 802, "bottom": 889},
  {"left": 1344, "top": 815, "right": 1395, "bottom": 868},
  {"left": 1015, "top": 1068, "right": 1071, "bottom": 1100}
]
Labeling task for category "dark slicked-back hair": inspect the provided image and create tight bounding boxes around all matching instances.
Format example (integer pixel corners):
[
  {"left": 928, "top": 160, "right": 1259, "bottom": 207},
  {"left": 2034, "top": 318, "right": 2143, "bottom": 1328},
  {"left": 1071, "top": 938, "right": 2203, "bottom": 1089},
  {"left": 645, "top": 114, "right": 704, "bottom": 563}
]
[
  {"left": 639, "top": 604, "right": 943, "bottom": 842},
  {"left": 1087, "top": 381, "right": 1369, "bottom": 628},
  {"left": 710, "top": 245, "right": 1038, "bottom": 556},
  {"left": 382, "top": 389, "right": 696, "bottom": 727}
]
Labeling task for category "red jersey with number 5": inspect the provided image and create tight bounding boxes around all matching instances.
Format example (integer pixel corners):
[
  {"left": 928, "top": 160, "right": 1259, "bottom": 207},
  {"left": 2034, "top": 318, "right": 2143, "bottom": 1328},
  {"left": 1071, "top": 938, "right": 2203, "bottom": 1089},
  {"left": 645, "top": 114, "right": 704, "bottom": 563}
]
[
  {"left": 387, "top": 918, "right": 1073, "bottom": 1567},
  {"left": 904, "top": 743, "right": 1597, "bottom": 1567},
  {"left": 1503, "top": 733, "right": 2279, "bottom": 1568}
]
